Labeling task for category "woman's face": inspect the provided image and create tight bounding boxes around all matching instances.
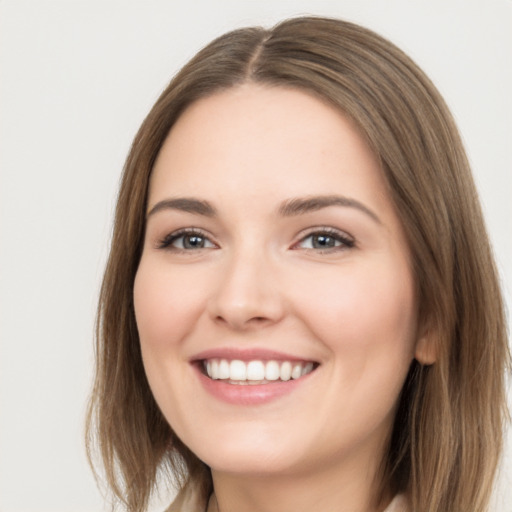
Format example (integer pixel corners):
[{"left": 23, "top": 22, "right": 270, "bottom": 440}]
[{"left": 134, "top": 84, "right": 427, "bottom": 479}]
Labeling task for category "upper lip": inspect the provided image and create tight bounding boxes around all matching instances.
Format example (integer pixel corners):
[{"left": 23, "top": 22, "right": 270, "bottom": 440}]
[{"left": 190, "top": 347, "right": 318, "bottom": 364}]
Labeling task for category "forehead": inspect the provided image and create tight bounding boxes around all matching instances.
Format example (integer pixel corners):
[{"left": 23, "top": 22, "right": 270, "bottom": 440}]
[{"left": 149, "top": 84, "right": 389, "bottom": 212}]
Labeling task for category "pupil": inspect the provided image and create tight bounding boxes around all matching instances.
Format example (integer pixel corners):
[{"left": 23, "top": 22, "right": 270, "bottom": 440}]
[
  {"left": 184, "top": 235, "right": 204, "bottom": 249},
  {"left": 313, "top": 234, "right": 335, "bottom": 248}
]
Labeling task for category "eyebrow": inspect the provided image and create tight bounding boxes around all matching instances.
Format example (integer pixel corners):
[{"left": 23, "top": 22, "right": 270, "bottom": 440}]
[
  {"left": 147, "top": 197, "right": 217, "bottom": 218},
  {"left": 278, "top": 195, "right": 381, "bottom": 223},
  {"left": 147, "top": 194, "right": 380, "bottom": 224}
]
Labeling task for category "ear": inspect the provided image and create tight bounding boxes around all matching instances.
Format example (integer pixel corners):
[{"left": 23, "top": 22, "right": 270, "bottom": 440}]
[{"left": 414, "top": 322, "right": 438, "bottom": 365}]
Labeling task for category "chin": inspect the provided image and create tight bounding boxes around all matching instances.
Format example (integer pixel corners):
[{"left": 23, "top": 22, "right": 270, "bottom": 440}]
[
  {"left": 206, "top": 451, "right": 301, "bottom": 477},
  {"left": 183, "top": 427, "right": 306, "bottom": 477}
]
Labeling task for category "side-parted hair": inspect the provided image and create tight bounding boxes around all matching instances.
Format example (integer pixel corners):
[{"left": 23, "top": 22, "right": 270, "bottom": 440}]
[{"left": 86, "top": 16, "right": 509, "bottom": 512}]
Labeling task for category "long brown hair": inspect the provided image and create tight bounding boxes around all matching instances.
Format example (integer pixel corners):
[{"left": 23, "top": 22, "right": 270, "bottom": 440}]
[{"left": 86, "top": 16, "right": 509, "bottom": 512}]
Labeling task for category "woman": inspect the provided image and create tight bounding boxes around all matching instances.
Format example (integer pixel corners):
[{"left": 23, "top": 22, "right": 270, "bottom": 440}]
[{"left": 86, "top": 16, "right": 509, "bottom": 512}]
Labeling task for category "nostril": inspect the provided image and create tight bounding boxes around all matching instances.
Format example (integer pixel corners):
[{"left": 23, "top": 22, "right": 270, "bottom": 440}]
[{"left": 215, "top": 314, "right": 266, "bottom": 322}]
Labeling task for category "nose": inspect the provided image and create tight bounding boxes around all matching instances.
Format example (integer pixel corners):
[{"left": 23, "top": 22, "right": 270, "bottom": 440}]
[{"left": 207, "top": 248, "right": 285, "bottom": 331}]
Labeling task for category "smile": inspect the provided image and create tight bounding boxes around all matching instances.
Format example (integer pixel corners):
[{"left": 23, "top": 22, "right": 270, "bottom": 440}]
[{"left": 203, "top": 359, "right": 316, "bottom": 384}]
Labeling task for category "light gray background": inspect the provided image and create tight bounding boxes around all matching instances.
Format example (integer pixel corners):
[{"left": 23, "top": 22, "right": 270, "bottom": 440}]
[{"left": 1, "top": 1, "right": 511, "bottom": 511}]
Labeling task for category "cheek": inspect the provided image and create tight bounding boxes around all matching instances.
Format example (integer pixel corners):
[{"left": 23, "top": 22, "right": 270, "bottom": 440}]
[
  {"left": 292, "top": 259, "right": 417, "bottom": 362},
  {"left": 133, "top": 259, "right": 208, "bottom": 350},
  {"left": 133, "top": 259, "right": 212, "bottom": 426},
  {"left": 293, "top": 261, "right": 417, "bottom": 434}
]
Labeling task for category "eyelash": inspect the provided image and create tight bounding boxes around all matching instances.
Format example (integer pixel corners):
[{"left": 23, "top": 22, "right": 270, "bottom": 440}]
[
  {"left": 293, "top": 227, "right": 355, "bottom": 252},
  {"left": 156, "top": 227, "right": 355, "bottom": 253},
  {"left": 157, "top": 228, "right": 215, "bottom": 251}
]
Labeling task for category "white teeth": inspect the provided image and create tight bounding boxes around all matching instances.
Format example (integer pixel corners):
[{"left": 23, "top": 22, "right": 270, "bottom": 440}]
[
  {"left": 280, "top": 361, "right": 292, "bottom": 381},
  {"left": 265, "top": 360, "right": 280, "bottom": 381},
  {"left": 229, "top": 360, "right": 246, "bottom": 380},
  {"left": 204, "top": 358, "right": 316, "bottom": 382},
  {"left": 291, "top": 363, "right": 302, "bottom": 380},
  {"left": 219, "top": 359, "right": 230, "bottom": 379},
  {"left": 302, "top": 362, "right": 314, "bottom": 376},
  {"left": 247, "top": 360, "right": 265, "bottom": 380},
  {"left": 211, "top": 359, "right": 219, "bottom": 379}
]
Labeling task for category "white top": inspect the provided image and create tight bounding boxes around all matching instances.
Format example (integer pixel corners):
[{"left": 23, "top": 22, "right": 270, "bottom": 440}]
[
  {"left": 385, "top": 494, "right": 408, "bottom": 512},
  {"left": 166, "top": 484, "right": 409, "bottom": 512}
]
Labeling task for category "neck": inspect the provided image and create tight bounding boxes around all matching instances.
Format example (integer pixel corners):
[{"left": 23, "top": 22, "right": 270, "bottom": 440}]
[{"left": 208, "top": 455, "right": 392, "bottom": 512}]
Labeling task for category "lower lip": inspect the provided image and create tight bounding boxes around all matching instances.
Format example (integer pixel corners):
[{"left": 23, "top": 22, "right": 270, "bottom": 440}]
[{"left": 195, "top": 366, "right": 310, "bottom": 405}]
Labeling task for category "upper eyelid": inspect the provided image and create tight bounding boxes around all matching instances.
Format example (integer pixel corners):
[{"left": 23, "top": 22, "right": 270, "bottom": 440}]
[
  {"left": 155, "top": 227, "right": 216, "bottom": 249},
  {"left": 291, "top": 227, "right": 356, "bottom": 250},
  {"left": 295, "top": 226, "right": 354, "bottom": 241}
]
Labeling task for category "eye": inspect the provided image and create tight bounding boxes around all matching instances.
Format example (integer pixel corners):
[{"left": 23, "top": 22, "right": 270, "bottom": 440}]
[
  {"left": 294, "top": 228, "right": 355, "bottom": 251},
  {"left": 157, "top": 229, "right": 216, "bottom": 250}
]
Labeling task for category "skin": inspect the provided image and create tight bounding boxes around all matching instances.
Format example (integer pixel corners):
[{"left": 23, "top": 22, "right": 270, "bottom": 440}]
[{"left": 134, "top": 84, "right": 432, "bottom": 512}]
